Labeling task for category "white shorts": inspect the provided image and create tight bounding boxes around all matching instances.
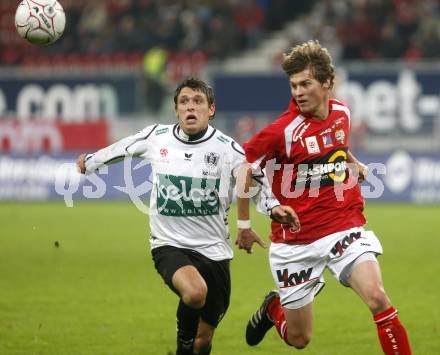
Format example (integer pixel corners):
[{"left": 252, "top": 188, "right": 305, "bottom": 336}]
[{"left": 269, "top": 227, "right": 383, "bottom": 309}]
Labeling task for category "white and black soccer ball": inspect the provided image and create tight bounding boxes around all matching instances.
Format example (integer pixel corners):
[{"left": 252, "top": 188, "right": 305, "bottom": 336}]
[{"left": 15, "top": 0, "right": 66, "bottom": 46}]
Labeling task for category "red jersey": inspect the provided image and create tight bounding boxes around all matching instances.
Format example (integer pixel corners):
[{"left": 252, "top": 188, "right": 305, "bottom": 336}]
[{"left": 243, "top": 99, "right": 366, "bottom": 244}]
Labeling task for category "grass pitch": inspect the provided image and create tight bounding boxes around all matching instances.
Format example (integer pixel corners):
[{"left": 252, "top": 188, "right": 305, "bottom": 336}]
[{"left": 1, "top": 202, "right": 439, "bottom": 354}]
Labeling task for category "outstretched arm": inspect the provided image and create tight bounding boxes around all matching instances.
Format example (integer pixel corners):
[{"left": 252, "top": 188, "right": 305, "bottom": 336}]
[
  {"left": 76, "top": 125, "right": 157, "bottom": 175},
  {"left": 234, "top": 163, "right": 300, "bottom": 253}
]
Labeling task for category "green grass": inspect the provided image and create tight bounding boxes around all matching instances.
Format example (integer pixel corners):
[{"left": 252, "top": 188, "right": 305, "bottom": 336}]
[{"left": 1, "top": 202, "right": 439, "bottom": 354}]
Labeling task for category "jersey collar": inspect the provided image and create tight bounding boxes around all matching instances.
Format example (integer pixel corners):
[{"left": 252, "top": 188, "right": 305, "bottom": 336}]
[{"left": 173, "top": 124, "right": 216, "bottom": 144}]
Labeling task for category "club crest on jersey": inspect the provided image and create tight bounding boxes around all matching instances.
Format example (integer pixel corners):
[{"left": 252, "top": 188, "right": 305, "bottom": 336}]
[
  {"left": 204, "top": 152, "right": 220, "bottom": 168},
  {"left": 305, "top": 136, "right": 320, "bottom": 154},
  {"left": 322, "top": 135, "right": 333, "bottom": 148},
  {"left": 335, "top": 129, "right": 345, "bottom": 144}
]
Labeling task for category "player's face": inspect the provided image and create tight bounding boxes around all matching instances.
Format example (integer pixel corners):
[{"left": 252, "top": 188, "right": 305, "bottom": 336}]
[
  {"left": 289, "top": 69, "right": 330, "bottom": 118},
  {"left": 176, "top": 87, "right": 215, "bottom": 135}
]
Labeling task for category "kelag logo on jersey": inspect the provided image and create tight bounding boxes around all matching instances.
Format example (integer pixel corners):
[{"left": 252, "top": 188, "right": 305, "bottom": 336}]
[
  {"left": 294, "top": 148, "right": 348, "bottom": 188},
  {"left": 156, "top": 174, "right": 220, "bottom": 216}
]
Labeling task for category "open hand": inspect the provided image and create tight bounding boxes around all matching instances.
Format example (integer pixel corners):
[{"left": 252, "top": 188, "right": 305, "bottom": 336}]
[{"left": 236, "top": 228, "right": 266, "bottom": 254}]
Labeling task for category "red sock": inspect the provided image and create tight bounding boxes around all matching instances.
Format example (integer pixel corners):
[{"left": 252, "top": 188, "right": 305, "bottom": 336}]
[
  {"left": 374, "top": 306, "right": 412, "bottom": 355},
  {"left": 267, "top": 298, "right": 291, "bottom": 345}
]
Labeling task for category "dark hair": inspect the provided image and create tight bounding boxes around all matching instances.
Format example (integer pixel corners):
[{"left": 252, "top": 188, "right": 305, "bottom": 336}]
[
  {"left": 282, "top": 40, "right": 335, "bottom": 89},
  {"left": 173, "top": 77, "right": 215, "bottom": 109}
]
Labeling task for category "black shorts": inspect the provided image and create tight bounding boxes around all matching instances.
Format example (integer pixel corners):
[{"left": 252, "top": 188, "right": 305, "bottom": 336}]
[{"left": 151, "top": 245, "right": 231, "bottom": 327}]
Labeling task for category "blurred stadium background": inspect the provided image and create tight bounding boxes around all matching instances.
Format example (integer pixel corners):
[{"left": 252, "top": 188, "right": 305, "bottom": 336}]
[
  {"left": 1, "top": 0, "right": 439, "bottom": 202},
  {"left": 1, "top": 0, "right": 439, "bottom": 354}
]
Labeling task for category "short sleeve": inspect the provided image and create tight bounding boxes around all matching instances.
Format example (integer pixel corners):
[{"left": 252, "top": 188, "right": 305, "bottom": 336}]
[
  {"left": 243, "top": 121, "right": 282, "bottom": 170},
  {"left": 85, "top": 124, "right": 158, "bottom": 173}
]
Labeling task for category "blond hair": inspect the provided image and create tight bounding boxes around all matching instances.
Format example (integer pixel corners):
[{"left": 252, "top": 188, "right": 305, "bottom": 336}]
[{"left": 282, "top": 40, "right": 335, "bottom": 89}]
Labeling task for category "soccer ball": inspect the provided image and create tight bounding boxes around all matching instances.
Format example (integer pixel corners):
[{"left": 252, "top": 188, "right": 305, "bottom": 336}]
[{"left": 15, "top": 0, "right": 66, "bottom": 45}]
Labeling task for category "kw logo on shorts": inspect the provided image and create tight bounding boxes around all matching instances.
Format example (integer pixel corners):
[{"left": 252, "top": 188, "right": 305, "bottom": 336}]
[
  {"left": 276, "top": 267, "right": 313, "bottom": 288},
  {"left": 156, "top": 174, "right": 220, "bottom": 216},
  {"left": 330, "top": 231, "right": 362, "bottom": 257}
]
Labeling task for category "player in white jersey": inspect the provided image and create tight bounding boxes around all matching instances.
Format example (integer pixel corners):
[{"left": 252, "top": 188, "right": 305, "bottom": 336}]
[{"left": 76, "top": 78, "right": 298, "bottom": 355}]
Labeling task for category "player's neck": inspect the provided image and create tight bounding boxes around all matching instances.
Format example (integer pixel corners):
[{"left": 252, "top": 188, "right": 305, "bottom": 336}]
[
  {"left": 314, "top": 106, "right": 329, "bottom": 121},
  {"left": 306, "top": 95, "right": 330, "bottom": 121},
  {"left": 178, "top": 125, "right": 209, "bottom": 141},
  {"left": 304, "top": 104, "right": 329, "bottom": 121}
]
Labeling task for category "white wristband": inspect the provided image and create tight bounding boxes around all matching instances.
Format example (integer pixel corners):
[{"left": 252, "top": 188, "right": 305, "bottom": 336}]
[{"left": 237, "top": 219, "right": 251, "bottom": 229}]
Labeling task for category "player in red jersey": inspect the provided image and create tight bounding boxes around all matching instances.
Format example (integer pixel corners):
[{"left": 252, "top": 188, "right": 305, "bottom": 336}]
[{"left": 237, "top": 40, "right": 412, "bottom": 354}]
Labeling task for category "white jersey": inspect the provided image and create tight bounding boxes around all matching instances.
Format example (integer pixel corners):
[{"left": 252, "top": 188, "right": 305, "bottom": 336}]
[{"left": 85, "top": 123, "right": 279, "bottom": 261}]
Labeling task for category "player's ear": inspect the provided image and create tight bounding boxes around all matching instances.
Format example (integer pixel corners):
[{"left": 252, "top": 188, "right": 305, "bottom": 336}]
[
  {"left": 322, "top": 79, "right": 331, "bottom": 89},
  {"left": 209, "top": 104, "right": 216, "bottom": 119}
]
